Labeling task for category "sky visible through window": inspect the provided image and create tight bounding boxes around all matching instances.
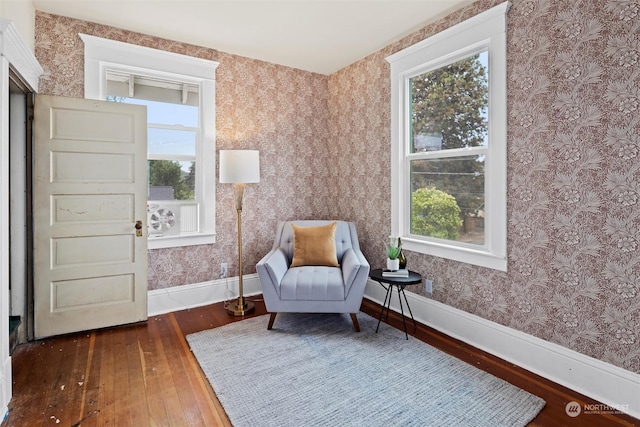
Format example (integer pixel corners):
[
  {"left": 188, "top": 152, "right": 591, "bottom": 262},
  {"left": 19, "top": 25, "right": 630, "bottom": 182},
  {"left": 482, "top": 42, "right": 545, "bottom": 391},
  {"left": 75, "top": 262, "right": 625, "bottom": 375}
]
[
  {"left": 121, "top": 98, "right": 198, "bottom": 127},
  {"left": 119, "top": 98, "right": 198, "bottom": 166}
]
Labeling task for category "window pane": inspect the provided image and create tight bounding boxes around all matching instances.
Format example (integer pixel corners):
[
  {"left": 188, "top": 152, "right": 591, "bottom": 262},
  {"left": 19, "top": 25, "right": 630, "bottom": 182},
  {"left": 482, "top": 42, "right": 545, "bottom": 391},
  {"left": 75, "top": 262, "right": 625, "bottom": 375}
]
[
  {"left": 105, "top": 97, "right": 198, "bottom": 156},
  {"left": 148, "top": 160, "right": 196, "bottom": 201},
  {"left": 410, "top": 156, "right": 484, "bottom": 245},
  {"left": 410, "top": 51, "right": 488, "bottom": 153},
  {"left": 148, "top": 128, "right": 196, "bottom": 156},
  {"left": 117, "top": 97, "right": 199, "bottom": 127}
]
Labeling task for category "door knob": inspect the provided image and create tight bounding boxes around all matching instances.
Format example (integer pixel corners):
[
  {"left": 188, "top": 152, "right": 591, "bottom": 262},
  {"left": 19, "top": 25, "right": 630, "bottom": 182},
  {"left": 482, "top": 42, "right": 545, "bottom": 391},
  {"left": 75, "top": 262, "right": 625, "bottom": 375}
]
[{"left": 135, "top": 220, "right": 143, "bottom": 237}]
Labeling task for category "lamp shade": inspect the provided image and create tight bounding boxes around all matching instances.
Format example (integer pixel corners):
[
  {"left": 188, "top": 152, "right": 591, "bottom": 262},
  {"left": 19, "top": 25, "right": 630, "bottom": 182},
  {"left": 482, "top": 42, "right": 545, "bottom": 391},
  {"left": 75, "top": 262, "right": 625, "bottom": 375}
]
[{"left": 219, "top": 150, "right": 260, "bottom": 183}]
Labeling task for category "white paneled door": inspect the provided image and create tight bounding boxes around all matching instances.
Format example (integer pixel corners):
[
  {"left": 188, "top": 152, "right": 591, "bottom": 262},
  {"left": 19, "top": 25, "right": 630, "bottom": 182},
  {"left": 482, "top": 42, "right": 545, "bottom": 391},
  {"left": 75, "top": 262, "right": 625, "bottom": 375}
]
[{"left": 33, "top": 94, "right": 148, "bottom": 338}]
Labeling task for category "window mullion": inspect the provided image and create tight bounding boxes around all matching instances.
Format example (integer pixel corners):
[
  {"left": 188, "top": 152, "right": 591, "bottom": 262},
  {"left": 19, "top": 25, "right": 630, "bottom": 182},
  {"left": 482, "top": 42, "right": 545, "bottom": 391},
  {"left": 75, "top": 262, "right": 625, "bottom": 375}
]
[
  {"left": 407, "top": 146, "right": 488, "bottom": 161},
  {"left": 147, "top": 154, "right": 196, "bottom": 162},
  {"left": 148, "top": 123, "right": 198, "bottom": 132}
]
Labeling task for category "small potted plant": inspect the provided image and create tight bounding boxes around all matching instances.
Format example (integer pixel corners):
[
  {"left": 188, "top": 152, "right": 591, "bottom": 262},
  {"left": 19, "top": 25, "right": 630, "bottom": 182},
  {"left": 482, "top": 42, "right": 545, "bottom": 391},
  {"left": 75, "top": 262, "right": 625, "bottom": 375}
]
[{"left": 383, "top": 237, "right": 402, "bottom": 271}]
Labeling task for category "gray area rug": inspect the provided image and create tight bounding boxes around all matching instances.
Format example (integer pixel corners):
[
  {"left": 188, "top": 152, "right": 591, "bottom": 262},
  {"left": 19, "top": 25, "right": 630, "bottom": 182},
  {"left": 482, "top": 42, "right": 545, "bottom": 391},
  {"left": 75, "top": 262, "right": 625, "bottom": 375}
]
[{"left": 186, "top": 312, "right": 545, "bottom": 427}]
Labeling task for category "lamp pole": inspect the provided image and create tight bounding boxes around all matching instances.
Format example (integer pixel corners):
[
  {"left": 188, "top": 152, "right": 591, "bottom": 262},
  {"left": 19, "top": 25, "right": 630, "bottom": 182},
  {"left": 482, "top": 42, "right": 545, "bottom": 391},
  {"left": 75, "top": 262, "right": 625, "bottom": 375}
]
[{"left": 228, "top": 182, "right": 254, "bottom": 316}]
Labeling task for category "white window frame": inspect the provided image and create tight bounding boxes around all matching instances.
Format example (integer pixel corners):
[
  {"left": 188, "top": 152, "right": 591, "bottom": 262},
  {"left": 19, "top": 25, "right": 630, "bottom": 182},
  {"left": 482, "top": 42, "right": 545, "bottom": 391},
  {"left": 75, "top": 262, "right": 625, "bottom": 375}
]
[
  {"left": 80, "top": 34, "right": 219, "bottom": 249},
  {"left": 387, "top": 2, "right": 510, "bottom": 271}
]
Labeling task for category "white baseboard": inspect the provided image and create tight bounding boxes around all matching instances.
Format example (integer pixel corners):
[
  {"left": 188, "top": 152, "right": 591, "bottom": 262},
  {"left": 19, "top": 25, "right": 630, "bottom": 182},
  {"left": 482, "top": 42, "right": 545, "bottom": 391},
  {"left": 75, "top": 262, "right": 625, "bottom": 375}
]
[
  {"left": 147, "top": 274, "right": 262, "bottom": 316},
  {"left": 364, "top": 279, "right": 640, "bottom": 420}
]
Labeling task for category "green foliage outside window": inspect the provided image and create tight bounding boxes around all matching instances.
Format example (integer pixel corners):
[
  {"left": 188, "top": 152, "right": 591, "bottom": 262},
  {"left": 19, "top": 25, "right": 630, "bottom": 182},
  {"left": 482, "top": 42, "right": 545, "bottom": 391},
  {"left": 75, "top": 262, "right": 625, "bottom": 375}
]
[
  {"left": 410, "top": 54, "right": 487, "bottom": 221},
  {"left": 411, "top": 187, "right": 463, "bottom": 240},
  {"left": 149, "top": 160, "right": 195, "bottom": 200},
  {"left": 411, "top": 54, "right": 488, "bottom": 152}
]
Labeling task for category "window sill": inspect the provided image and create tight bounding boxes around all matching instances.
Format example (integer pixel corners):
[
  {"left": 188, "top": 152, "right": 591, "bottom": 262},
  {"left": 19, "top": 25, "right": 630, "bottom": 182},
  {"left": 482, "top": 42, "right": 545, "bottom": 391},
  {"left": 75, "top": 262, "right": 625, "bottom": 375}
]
[
  {"left": 147, "top": 233, "right": 216, "bottom": 250},
  {"left": 401, "top": 236, "right": 507, "bottom": 272}
]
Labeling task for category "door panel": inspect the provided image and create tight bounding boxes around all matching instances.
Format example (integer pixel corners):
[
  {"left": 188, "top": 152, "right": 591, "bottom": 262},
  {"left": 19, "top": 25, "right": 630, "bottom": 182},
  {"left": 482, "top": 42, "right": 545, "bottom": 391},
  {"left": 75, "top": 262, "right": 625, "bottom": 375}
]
[
  {"left": 52, "top": 274, "right": 134, "bottom": 311},
  {"left": 52, "top": 235, "right": 134, "bottom": 267},
  {"left": 52, "top": 152, "right": 135, "bottom": 182},
  {"left": 51, "top": 108, "right": 136, "bottom": 142},
  {"left": 53, "top": 195, "right": 134, "bottom": 224},
  {"left": 33, "top": 94, "right": 147, "bottom": 338}
]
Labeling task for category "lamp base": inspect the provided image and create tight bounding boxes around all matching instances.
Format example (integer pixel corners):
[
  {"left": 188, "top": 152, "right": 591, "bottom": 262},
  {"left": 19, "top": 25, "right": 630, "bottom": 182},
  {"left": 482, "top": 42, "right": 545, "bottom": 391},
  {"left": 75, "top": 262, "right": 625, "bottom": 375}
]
[{"left": 226, "top": 298, "right": 255, "bottom": 317}]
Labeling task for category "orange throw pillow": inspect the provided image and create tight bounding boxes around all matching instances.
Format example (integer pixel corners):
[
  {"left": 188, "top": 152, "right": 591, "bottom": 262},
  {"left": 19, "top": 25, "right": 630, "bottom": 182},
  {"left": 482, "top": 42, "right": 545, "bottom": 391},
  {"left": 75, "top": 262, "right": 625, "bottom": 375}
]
[{"left": 290, "top": 222, "right": 339, "bottom": 267}]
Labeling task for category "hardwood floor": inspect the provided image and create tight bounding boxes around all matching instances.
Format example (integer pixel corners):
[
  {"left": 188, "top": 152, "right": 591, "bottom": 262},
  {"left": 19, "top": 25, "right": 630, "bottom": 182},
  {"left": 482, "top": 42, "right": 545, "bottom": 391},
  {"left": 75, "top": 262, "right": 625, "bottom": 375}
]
[{"left": 4, "top": 299, "right": 638, "bottom": 426}]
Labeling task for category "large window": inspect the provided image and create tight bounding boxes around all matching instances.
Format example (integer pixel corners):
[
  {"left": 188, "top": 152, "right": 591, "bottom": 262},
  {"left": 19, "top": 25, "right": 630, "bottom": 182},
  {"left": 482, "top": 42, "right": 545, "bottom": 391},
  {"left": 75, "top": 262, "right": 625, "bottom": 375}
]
[
  {"left": 387, "top": 2, "right": 509, "bottom": 271},
  {"left": 81, "top": 34, "right": 219, "bottom": 249}
]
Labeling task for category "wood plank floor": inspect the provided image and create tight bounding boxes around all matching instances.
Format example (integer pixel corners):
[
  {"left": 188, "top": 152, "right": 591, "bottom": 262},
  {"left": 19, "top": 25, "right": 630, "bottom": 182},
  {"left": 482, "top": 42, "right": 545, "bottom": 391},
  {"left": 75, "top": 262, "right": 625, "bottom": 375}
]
[{"left": 4, "top": 298, "right": 639, "bottom": 426}]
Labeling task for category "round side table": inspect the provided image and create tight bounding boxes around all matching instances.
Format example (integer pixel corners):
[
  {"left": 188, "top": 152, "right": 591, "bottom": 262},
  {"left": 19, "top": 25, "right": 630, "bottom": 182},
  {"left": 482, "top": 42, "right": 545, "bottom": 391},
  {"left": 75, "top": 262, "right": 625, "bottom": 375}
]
[{"left": 369, "top": 268, "right": 422, "bottom": 339}]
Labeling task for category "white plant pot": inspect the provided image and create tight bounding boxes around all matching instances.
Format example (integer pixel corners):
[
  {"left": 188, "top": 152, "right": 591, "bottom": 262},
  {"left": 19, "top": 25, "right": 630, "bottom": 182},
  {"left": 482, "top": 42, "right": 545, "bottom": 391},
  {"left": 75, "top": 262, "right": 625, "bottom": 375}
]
[{"left": 387, "top": 258, "right": 400, "bottom": 271}]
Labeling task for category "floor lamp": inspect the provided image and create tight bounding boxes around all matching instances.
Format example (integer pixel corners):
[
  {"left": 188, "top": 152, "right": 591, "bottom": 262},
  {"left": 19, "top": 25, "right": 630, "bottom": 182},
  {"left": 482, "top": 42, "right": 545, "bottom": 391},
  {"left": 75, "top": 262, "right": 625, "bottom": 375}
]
[{"left": 219, "top": 150, "right": 260, "bottom": 316}]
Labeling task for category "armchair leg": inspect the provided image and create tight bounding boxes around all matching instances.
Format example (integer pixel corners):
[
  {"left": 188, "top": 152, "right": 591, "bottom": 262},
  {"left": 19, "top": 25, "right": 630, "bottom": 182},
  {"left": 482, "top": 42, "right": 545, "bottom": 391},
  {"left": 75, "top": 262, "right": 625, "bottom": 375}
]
[
  {"left": 267, "top": 313, "right": 277, "bottom": 330},
  {"left": 350, "top": 313, "right": 361, "bottom": 332}
]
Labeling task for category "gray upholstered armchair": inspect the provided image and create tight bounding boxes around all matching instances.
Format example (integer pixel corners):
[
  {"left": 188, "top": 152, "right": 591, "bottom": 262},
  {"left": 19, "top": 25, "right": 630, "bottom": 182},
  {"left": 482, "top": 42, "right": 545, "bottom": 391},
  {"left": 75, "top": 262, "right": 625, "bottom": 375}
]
[{"left": 256, "top": 220, "right": 370, "bottom": 331}]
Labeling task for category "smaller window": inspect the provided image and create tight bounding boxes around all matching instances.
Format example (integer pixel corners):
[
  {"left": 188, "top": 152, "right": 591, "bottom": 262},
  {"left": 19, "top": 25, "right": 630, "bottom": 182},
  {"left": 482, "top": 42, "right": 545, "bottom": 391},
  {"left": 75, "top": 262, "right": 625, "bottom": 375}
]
[{"left": 81, "top": 34, "right": 219, "bottom": 249}]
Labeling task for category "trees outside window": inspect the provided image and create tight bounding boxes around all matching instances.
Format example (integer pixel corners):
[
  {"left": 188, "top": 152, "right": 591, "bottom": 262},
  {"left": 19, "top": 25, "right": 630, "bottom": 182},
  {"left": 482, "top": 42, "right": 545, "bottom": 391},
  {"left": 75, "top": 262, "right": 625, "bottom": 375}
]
[
  {"left": 409, "top": 53, "right": 487, "bottom": 244},
  {"left": 148, "top": 160, "right": 195, "bottom": 201},
  {"left": 411, "top": 187, "right": 463, "bottom": 240}
]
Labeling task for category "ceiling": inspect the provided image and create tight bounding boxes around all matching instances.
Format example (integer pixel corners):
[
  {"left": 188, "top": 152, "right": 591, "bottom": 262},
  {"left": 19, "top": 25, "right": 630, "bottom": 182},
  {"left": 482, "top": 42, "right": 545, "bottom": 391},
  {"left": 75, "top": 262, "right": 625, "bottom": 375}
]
[{"left": 32, "top": 0, "right": 474, "bottom": 75}]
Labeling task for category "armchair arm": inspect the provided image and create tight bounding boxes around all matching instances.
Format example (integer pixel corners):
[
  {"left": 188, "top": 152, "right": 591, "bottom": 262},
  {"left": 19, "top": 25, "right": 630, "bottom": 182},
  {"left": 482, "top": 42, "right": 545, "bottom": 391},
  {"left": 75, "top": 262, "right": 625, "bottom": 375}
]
[
  {"left": 342, "top": 247, "right": 370, "bottom": 297},
  {"left": 256, "top": 247, "right": 289, "bottom": 295}
]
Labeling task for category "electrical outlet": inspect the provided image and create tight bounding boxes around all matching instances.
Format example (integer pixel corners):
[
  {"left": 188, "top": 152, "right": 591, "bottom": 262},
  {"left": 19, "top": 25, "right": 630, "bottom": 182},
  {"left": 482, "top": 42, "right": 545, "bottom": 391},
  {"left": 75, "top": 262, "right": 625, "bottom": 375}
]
[
  {"left": 220, "top": 262, "right": 228, "bottom": 279},
  {"left": 424, "top": 279, "right": 433, "bottom": 294}
]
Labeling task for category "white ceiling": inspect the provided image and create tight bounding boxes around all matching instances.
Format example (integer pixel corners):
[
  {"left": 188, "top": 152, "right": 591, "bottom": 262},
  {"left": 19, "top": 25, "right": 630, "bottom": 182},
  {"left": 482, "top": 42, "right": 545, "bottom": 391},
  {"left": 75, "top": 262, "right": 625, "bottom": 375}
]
[{"left": 32, "top": 0, "right": 473, "bottom": 75}]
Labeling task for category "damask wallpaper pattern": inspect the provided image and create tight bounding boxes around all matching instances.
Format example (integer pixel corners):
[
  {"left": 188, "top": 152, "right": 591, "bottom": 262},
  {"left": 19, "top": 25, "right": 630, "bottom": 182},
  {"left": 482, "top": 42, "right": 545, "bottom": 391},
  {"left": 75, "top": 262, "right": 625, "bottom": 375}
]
[
  {"left": 34, "top": 0, "right": 639, "bottom": 374},
  {"left": 329, "top": 0, "right": 639, "bottom": 374},
  {"left": 34, "top": 12, "right": 332, "bottom": 290}
]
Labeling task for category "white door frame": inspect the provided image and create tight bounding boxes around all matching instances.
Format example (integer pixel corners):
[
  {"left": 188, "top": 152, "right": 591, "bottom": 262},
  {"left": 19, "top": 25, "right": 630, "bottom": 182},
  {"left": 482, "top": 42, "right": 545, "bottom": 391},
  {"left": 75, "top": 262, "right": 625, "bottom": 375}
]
[{"left": 0, "top": 19, "right": 44, "bottom": 418}]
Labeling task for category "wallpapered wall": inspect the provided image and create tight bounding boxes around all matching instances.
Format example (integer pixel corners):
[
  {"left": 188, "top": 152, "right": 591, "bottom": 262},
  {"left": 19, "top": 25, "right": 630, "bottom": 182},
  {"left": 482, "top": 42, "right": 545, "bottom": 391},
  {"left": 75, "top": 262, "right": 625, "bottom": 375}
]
[
  {"left": 34, "top": 0, "right": 639, "bottom": 374},
  {"left": 329, "top": 0, "right": 640, "bottom": 375},
  {"left": 34, "top": 11, "right": 332, "bottom": 290}
]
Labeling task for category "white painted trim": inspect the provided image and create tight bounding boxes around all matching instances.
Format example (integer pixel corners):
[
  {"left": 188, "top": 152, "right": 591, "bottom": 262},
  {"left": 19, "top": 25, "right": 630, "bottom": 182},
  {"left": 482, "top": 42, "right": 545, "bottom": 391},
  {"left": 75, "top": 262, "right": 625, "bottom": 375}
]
[
  {"left": 0, "top": 356, "right": 10, "bottom": 423},
  {"left": 364, "top": 280, "right": 640, "bottom": 419},
  {"left": 147, "top": 233, "right": 216, "bottom": 250},
  {"left": 79, "top": 34, "right": 219, "bottom": 79},
  {"left": 386, "top": 2, "right": 511, "bottom": 64},
  {"left": 0, "top": 57, "right": 11, "bottom": 423},
  {"left": 0, "top": 20, "right": 43, "bottom": 421},
  {"left": 148, "top": 274, "right": 262, "bottom": 316},
  {"left": 0, "top": 20, "right": 43, "bottom": 91}
]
